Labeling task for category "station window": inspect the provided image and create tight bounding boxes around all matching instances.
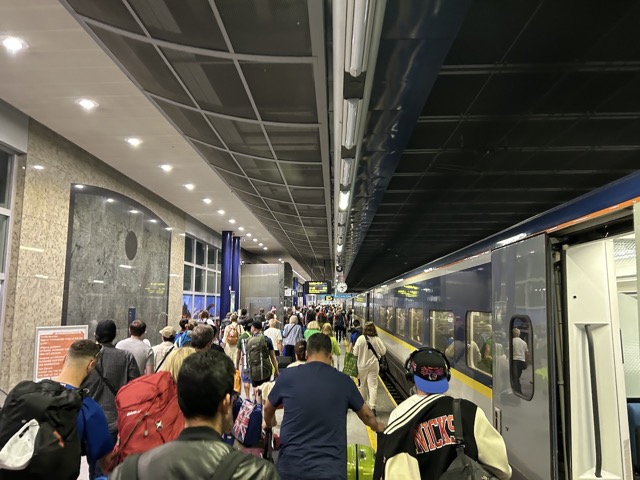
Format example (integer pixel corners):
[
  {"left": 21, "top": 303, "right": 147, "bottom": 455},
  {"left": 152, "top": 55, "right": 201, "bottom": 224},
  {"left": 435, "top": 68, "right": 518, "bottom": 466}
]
[
  {"left": 183, "top": 237, "right": 221, "bottom": 318},
  {"left": 510, "top": 315, "right": 533, "bottom": 400},
  {"left": 467, "top": 311, "right": 492, "bottom": 376},
  {"left": 430, "top": 310, "right": 454, "bottom": 352},
  {"left": 396, "top": 308, "right": 406, "bottom": 337}
]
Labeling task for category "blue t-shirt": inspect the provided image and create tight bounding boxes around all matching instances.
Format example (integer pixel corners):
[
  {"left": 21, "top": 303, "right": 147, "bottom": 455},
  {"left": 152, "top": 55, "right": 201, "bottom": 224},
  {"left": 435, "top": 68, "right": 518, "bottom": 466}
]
[
  {"left": 268, "top": 362, "right": 364, "bottom": 480},
  {"left": 63, "top": 384, "right": 114, "bottom": 463}
]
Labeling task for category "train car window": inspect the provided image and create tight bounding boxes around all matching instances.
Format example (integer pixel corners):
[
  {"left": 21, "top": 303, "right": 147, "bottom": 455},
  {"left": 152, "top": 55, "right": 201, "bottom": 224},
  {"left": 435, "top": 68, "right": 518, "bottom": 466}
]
[
  {"left": 378, "top": 306, "right": 385, "bottom": 329},
  {"left": 386, "top": 306, "right": 395, "bottom": 332},
  {"left": 466, "top": 311, "right": 492, "bottom": 376},
  {"left": 396, "top": 308, "right": 406, "bottom": 337},
  {"left": 429, "top": 310, "right": 453, "bottom": 351},
  {"left": 510, "top": 315, "right": 534, "bottom": 400},
  {"left": 408, "top": 308, "right": 423, "bottom": 343}
]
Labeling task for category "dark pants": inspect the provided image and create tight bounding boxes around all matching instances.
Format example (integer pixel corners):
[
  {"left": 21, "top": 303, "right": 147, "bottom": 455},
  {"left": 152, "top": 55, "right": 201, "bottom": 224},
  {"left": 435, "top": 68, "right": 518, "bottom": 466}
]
[
  {"left": 511, "top": 360, "right": 526, "bottom": 393},
  {"left": 335, "top": 326, "right": 346, "bottom": 342},
  {"left": 282, "top": 344, "right": 295, "bottom": 360}
]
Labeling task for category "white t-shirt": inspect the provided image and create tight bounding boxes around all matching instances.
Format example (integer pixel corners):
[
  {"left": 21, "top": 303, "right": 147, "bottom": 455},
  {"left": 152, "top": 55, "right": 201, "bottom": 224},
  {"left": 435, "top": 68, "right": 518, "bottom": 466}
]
[
  {"left": 353, "top": 334, "right": 386, "bottom": 371},
  {"left": 512, "top": 337, "right": 528, "bottom": 362},
  {"left": 264, "top": 327, "right": 283, "bottom": 351}
]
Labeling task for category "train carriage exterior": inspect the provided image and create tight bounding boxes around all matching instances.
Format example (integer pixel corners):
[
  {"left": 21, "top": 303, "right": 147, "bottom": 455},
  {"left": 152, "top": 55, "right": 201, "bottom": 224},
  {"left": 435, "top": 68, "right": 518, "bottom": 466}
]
[{"left": 352, "top": 172, "right": 640, "bottom": 480}]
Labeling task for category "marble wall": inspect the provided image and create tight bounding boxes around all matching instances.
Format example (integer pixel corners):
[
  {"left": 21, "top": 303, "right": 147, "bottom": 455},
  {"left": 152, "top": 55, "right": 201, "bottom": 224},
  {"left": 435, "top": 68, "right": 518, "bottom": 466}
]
[{"left": 1, "top": 121, "right": 186, "bottom": 391}]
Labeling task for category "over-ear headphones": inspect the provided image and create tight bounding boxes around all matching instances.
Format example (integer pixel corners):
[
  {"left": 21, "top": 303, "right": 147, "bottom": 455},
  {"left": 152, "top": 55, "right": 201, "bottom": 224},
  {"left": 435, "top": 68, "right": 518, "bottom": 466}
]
[{"left": 404, "top": 347, "right": 451, "bottom": 383}]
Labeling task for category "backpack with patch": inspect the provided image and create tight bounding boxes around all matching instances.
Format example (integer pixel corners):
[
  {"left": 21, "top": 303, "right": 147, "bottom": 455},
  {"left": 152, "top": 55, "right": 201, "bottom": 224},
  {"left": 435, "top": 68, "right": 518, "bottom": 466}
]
[
  {"left": 108, "top": 371, "right": 183, "bottom": 470},
  {"left": 245, "top": 335, "right": 272, "bottom": 382},
  {"left": 0, "top": 380, "right": 83, "bottom": 480},
  {"left": 226, "top": 324, "right": 239, "bottom": 346}
]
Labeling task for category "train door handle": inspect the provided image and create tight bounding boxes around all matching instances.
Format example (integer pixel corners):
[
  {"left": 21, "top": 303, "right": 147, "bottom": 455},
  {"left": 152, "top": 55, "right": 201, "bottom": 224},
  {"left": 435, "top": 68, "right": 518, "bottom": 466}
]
[{"left": 494, "top": 407, "right": 502, "bottom": 435}]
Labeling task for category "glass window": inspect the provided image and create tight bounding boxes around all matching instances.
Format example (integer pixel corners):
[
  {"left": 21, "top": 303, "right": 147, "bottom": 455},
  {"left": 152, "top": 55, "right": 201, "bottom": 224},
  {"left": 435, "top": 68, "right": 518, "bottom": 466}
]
[
  {"left": 396, "top": 308, "right": 406, "bottom": 337},
  {"left": 510, "top": 315, "right": 533, "bottom": 400},
  {"left": 385, "top": 306, "right": 395, "bottom": 332},
  {"left": 215, "top": 272, "right": 221, "bottom": 295},
  {"left": 206, "top": 271, "right": 215, "bottom": 294},
  {"left": 207, "top": 246, "right": 216, "bottom": 270},
  {"left": 0, "top": 215, "right": 7, "bottom": 274},
  {"left": 430, "top": 310, "right": 454, "bottom": 352},
  {"left": 183, "top": 265, "right": 193, "bottom": 291},
  {"left": 193, "top": 295, "right": 205, "bottom": 318},
  {"left": 195, "top": 241, "right": 205, "bottom": 266},
  {"left": 184, "top": 237, "right": 194, "bottom": 263},
  {"left": 215, "top": 247, "right": 222, "bottom": 271},
  {"left": 194, "top": 267, "right": 204, "bottom": 292},
  {"left": 408, "top": 308, "right": 423, "bottom": 342},
  {"left": 0, "top": 152, "right": 11, "bottom": 209},
  {"left": 182, "top": 294, "right": 193, "bottom": 318},
  {"left": 467, "top": 311, "right": 492, "bottom": 376},
  {"left": 378, "top": 307, "right": 385, "bottom": 327}
]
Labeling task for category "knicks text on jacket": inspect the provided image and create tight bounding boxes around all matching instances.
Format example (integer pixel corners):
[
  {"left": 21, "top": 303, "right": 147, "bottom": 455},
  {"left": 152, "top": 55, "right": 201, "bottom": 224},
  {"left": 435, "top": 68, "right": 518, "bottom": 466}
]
[{"left": 413, "top": 414, "right": 456, "bottom": 453}]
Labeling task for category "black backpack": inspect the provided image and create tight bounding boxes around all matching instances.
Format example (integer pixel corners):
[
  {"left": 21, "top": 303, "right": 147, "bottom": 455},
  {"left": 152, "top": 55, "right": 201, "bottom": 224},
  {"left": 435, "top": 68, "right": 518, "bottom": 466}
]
[
  {"left": 0, "top": 380, "right": 84, "bottom": 480},
  {"left": 335, "top": 313, "right": 345, "bottom": 328}
]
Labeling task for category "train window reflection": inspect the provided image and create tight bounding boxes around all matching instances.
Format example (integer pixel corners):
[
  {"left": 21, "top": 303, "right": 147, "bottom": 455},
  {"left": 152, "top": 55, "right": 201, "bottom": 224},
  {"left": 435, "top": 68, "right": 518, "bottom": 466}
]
[
  {"left": 386, "top": 307, "right": 395, "bottom": 332},
  {"left": 378, "top": 307, "right": 385, "bottom": 328},
  {"left": 396, "top": 308, "right": 406, "bottom": 337},
  {"left": 408, "top": 308, "right": 423, "bottom": 343},
  {"left": 430, "top": 310, "right": 453, "bottom": 351},
  {"left": 467, "top": 311, "right": 492, "bottom": 376},
  {"left": 510, "top": 316, "right": 533, "bottom": 400}
]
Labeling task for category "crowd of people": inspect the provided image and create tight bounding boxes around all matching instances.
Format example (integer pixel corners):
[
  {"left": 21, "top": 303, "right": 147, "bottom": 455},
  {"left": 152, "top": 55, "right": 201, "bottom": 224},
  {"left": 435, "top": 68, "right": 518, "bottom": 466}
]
[{"left": 0, "top": 304, "right": 511, "bottom": 480}]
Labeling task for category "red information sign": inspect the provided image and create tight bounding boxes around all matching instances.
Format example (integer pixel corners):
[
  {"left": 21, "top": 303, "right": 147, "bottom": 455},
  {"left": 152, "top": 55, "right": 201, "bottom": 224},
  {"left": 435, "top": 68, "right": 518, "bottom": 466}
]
[{"left": 34, "top": 326, "right": 88, "bottom": 381}]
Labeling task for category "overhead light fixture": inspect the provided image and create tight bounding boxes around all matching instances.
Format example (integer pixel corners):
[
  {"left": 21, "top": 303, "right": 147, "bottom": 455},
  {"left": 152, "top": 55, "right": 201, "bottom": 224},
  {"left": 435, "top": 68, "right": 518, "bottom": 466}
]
[
  {"left": 75, "top": 184, "right": 85, "bottom": 190},
  {"left": 119, "top": 264, "right": 134, "bottom": 269},
  {"left": 202, "top": 198, "right": 212, "bottom": 205},
  {"left": 75, "top": 98, "right": 98, "bottom": 111},
  {"left": 263, "top": 247, "right": 268, "bottom": 250},
  {"left": 246, "top": 233, "right": 252, "bottom": 237},
  {"left": 252, "top": 238, "right": 258, "bottom": 243},
  {"left": 278, "top": 258, "right": 283, "bottom": 262},
  {"left": 106, "top": 198, "right": 114, "bottom": 203},
  {"left": 129, "top": 210, "right": 139, "bottom": 214},
  {"left": 217, "top": 209, "right": 225, "bottom": 215},
  {"left": 345, "top": 0, "right": 374, "bottom": 77},
  {"left": 33, "top": 165, "right": 44, "bottom": 170},
  {"left": 338, "top": 190, "right": 350, "bottom": 211},
  {"left": 337, "top": 244, "right": 343, "bottom": 253},
  {"left": 92, "top": 280, "right": 105, "bottom": 284},
  {"left": 341, "top": 158, "right": 353, "bottom": 186},
  {"left": 184, "top": 184, "right": 195, "bottom": 191},
  {"left": 159, "top": 164, "right": 173, "bottom": 172},
  {"left": 229, "top": 219, "right": 236, "bottom": 224},
  {"left": 338, "top": 211, "right": 347, "bottom": 225},
  {"left": 2, "top": 36, "right": 27, "bottom": 54},
  {"left": 149, "top": 219, "right": 157, "bottom": 223},
  {"left": 125, "top": 137, "right": 143, "bottom": 147},
  {"left": 342, "top": 99, "right": 361, "bottom": 149},
  {"left": 165, "top": 227, "right": 173, "bottom": 231},
  {"left": 259, "top": 243, "right": 264, "bottom": 246},
  {"left": 395, "top": 278, "right": 404, "bottom": 283},
  {"left": 238, "top": 227, "right": 245, "bottom": 231}
]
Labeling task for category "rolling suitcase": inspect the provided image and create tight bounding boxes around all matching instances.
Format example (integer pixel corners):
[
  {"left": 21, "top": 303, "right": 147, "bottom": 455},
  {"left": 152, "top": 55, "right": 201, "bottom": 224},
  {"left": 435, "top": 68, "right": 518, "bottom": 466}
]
[{"left": 347, "top": 443, "right": 375, "bottom": 480}]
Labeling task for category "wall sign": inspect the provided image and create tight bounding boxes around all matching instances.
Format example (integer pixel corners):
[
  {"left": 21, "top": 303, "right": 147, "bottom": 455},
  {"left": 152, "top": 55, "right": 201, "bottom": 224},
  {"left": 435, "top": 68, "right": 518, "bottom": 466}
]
[{"left": 34, "top": 325, "right": 88, "bottom": 382}]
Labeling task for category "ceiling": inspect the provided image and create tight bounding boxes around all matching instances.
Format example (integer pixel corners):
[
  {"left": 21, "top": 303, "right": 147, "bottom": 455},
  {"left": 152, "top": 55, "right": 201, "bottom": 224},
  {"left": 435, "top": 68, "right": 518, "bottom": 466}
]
[{"left": 344, "top": 0, "right": 640, "bottom": 291}]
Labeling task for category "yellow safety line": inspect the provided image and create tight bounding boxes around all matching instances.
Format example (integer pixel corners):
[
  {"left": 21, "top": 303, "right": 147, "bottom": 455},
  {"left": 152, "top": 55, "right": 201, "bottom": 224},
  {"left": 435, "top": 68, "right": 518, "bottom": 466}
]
[
  {"left": 378, "top": 328, "right": 492, "bottom": 399},
  {"left": 378, "top": 375, "right": 398, "bottom": 408}
]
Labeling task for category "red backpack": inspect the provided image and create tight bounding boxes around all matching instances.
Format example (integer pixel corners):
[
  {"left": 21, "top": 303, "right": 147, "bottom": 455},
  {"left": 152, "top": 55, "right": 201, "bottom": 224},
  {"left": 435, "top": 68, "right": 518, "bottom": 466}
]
[{"left": 108, "top": 371, "right": 184, "bottom": 469}]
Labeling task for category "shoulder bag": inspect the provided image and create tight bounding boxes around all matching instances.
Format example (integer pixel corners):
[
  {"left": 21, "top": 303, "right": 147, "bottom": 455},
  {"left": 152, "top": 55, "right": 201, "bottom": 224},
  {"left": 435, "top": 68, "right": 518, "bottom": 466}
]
[{"left": 364, "top": 336, "right": 389, "bottom": 373}]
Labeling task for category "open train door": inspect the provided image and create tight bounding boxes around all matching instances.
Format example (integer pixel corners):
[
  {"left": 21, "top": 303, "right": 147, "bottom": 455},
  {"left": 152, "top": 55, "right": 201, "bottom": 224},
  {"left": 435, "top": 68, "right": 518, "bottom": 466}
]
[
  {"left": 564, "top": 237, "right": 633, "bottom": 479},
  {"left": 492, "top": 234, "right": 557, "bottom": 480}
]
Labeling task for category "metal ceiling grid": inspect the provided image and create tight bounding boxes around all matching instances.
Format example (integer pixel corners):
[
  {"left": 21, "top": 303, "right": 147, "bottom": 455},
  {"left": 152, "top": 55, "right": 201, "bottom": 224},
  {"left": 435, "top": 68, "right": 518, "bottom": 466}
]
[
  {"left": 345, "top": 0, "right": 640, "bottom": 291},
  {"left": 61, "top": 0, "right": 332, "bottom": 280}
]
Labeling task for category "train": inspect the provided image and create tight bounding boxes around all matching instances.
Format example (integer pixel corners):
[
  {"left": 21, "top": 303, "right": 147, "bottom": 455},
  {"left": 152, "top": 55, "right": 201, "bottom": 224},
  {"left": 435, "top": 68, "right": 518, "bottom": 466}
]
[{"left": 350, "top": 172, "right": 640, "bottom": 480}]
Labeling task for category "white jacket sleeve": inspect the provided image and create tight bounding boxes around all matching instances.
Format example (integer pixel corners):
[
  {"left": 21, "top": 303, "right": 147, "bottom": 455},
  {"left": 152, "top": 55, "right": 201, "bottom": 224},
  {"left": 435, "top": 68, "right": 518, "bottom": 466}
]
[
  {"left": 384, "top": 453, "right": 421, "bottom": 480},
  {"left": 474, "top": 407, "right": 512, "bottom": 479},
  {"left": 376, "top": 337, "right": 387, "bottom": 356}
]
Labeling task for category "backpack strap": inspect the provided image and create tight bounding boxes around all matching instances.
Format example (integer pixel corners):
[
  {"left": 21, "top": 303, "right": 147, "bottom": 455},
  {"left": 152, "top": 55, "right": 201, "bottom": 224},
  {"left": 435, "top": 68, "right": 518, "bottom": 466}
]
[
  {"left": 452, "top": 398, "right": 465, "bottom": 445},
  {"left": 364, "top": 336, "right": 381, "bottom": 360},
  {"left": 154, "top": 345, "right": 175, "bottom": 373},
  {"left": 95, "top": 357, "right": 118, "bottom": 397},
  {"left": 215, "top": 449, "right": 247, "bottom": 480},
  {"left": 121, "top": 453, "right": 140, "bottom": 480}
]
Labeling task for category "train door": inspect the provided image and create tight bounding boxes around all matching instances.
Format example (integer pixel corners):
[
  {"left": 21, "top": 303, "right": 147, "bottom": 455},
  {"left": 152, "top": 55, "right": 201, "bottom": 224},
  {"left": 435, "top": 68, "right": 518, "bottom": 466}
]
[
  {"left": 563, "top": 236, "right": 633, "bottom": 479},
  {"left": 492, "top": 234, "right": 556, "bottom": 480}
]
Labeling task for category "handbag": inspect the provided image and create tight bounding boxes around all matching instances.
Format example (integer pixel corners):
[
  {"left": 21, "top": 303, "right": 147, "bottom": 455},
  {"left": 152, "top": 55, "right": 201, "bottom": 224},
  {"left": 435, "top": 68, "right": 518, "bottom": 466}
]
[
  {"left": 365, "top": 336, "right": 389, "bottom": 373},
  {"left": 342, "top": 352, "right": 359, "bottom": 377}
]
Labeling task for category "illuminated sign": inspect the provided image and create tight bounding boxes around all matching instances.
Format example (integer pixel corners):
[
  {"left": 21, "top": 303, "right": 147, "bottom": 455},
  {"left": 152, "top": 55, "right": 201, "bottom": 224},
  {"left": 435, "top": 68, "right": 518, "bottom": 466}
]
[
  {"left": 306, "top": 281, "right": 330, "bottom": 294},
  {"left": 397, "top": 285, "right": 419, "bottom": 298}
]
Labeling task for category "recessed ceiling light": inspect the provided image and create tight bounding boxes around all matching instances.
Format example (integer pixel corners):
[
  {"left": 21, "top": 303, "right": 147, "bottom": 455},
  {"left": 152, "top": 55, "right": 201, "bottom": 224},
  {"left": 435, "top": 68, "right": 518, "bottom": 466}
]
[
  {"left": 33, "top": 165, "right": 44, "bottom": 170},
  {"left": 75, "top": 98, "right": 98, "bottom": 111},
  {"left": 184, "top": 184, "right": 195, "bottom": 191},
  {"left": 165, "top": 227, "right": 173, "bottom": 231},
  {"left": 125, "top": 137, "right": 143, "bottom": 147},
  {"left": 246, "top": 233, "right": 252, "bottom": 237},
  {"left": 129, "top": 210, "right": 139, "bottom": 214},
  {"left": 252, "top": 238, "right": 258, "bottom": 242},
  {"left": 278, "top": 258, "right": 282, "bottom": 261},
  {"left": 149, "top": 219, "right": 157, "bottom": 223},
  {"left": 75, "top": 184, "right": 85, "bottom": 189},
  {"left": 119, "top": 264, "right": 133, "bottom": 269},
  {"left": 217, "top": 209, "right": 225, "bottom": 215},
  {"left": 263, "top": 247, "right": 268, "bottom": 250},
  {"left": 258, "top": 243, "right": 263, "bottom": 247},
  {"left": 106, "top": 198, "right": 114, "bottom": 203},
  {"left": 159, "top": 164, "right": 173, "bottom": 172},
  {"left": 238, "top": 227, "right": 245, "bottom": 231},
  {"left": 202, "top": 198, "right": 212, "bottom": 204},
  {"left": 2, "top": 36, "right": 27, "bottom": 54},
  {"left": 229, "top": 219, "right": 236, "bottom": 224}
]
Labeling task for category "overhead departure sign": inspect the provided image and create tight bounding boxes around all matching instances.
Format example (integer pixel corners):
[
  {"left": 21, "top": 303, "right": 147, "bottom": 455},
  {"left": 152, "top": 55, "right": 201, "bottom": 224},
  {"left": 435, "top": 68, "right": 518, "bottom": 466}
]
[{"left": 306, "top": 281, "right": 330, "bottom": 294}]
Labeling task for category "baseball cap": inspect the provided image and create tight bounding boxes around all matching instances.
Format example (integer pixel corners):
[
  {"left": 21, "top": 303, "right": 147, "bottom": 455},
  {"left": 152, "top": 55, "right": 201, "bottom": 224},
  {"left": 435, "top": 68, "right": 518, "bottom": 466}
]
[
  {"left": 159, "top": 326, "right": 177, "bottom": 338},
  {"left": 95, "top": 319, "right": 117, "bottom": 343},
  {"left": 409, "top": 349, "right": 450, "bottom": 394}
]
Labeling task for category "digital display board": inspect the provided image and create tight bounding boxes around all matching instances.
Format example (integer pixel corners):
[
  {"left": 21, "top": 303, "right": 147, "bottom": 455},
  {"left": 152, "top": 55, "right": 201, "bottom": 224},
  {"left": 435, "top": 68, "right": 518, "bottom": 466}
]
[
  {"left": 306, "top": 281, "right": 330, "bottom": 294},
  {"left": 397, "top": 285, "right": 419, "bottom": 298}
]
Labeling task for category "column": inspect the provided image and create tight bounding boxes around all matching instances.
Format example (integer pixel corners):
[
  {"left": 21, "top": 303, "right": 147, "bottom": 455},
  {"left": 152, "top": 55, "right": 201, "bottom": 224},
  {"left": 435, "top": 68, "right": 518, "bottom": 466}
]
[
  {"left": 220, "top": 231, "right": 233, "bottom": 318},
  {"left": 293, "top": 277, "right": 299, "bottom": 307},
  {"left": 231, "top": 235, "right": 241, "bottom": 311}
]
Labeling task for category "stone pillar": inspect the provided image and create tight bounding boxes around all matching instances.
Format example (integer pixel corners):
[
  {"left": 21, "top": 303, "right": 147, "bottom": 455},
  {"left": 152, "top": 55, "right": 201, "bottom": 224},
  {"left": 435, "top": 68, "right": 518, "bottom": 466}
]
[
  {"left": 220, "top": 231, "right": 233, "bottom": 318},
  {"left": 231, "top": 235, "right": 241, "bottom": 312}
]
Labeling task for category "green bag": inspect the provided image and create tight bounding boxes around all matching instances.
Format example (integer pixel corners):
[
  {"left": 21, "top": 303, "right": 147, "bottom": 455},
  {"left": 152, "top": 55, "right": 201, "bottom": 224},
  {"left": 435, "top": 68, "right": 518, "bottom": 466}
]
[{"left": 343, "top": 352, "right": 359, "bottom": 377}]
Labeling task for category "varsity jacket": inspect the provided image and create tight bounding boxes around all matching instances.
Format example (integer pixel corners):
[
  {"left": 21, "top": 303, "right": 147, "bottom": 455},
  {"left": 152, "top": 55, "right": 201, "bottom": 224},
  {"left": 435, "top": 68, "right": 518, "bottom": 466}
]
[{"left": 373, "top": 394, "right": 511, "bottom": 479}]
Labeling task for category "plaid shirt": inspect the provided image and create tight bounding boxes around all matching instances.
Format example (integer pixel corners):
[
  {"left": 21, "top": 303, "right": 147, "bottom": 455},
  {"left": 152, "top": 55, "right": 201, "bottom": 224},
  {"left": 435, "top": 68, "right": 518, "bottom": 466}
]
[{"left": 80, "top": 343, "right": 140, "bottom": 432}]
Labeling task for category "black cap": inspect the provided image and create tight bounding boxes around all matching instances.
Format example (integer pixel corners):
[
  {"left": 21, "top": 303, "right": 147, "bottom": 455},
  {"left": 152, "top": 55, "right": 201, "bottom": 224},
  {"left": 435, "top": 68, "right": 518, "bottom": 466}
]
[
  {"left": 95, "top": 319, "right": 117, "bottom": 343},
  {"left": 409, "top": 349, "right": 449, "bottom": 394},
  {"left": 251, "top": 320, "right": 263, "bottom": 330}
]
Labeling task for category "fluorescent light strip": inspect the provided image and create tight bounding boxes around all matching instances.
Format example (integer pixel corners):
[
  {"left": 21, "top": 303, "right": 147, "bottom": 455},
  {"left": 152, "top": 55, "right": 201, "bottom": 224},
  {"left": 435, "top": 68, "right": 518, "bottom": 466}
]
[
  {"left": 348, "top": 0, "right": 372, "bottom": 76},
  {"left": 119, "top": 265, "right": 133, "bottom": 269},
  {"left": 343, "top": 99, "right": 360, "bottom": 149},
  {"left": 341, "top": 158, "right": 353, "bottom": 186},
  {"left": 338, "top": 191, "right": 350, "bottom": 211}
]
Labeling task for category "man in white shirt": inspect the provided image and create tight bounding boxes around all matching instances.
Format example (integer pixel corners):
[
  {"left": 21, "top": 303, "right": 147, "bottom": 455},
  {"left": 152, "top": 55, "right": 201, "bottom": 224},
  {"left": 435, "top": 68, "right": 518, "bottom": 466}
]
[
  {"left": 116, "top": 320, "right": 154, "bottom": 375},
  {"left": 511, "top": 328, "right": 528, "bottom": 394},
  {"left": 264, "top": 318, "right": 283, "bottom": 356},
  {"left": 152, "top": 325, "right": 176, "bottom": 372}
]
